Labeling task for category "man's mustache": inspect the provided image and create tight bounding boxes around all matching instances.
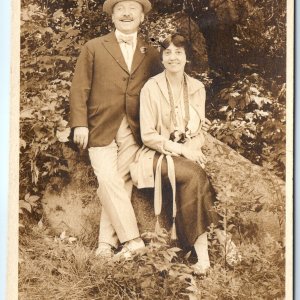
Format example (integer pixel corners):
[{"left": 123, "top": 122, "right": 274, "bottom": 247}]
[{"left": 119, "top": 18, "right": 134, "bottom": 21}]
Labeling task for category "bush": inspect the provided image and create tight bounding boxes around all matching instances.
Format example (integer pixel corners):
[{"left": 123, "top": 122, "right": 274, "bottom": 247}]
[
  {"left": 207, "top": 72, "right": 286, "bottom": 178},
  {"left": 19, "top": 1, "right": 286, "bottom": 298},
  {"left": 20, "top": 1, "right": 286, "bottom": 220},
  {"left": 20, "top": 1, "right": 110, "bottom": 218}
]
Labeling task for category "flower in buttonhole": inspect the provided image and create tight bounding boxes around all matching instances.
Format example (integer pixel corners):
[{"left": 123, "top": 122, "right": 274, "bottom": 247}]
[{"left": 140, "top": 46, "right": 148, "bottom": 54}]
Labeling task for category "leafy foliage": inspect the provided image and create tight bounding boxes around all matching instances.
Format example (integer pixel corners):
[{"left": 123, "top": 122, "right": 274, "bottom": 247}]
[
  {"left": 20, "top": 0, "right": 286, "bottom": 217},
  {"left": 208, "top": 73, "right": 286, "bottom": 178},
  {"left": 20, "top": 1, "right": 109, "bottom": 216},
  {"left": 19, "top": 1, "right": 287, "bottom": 297},
  {"left": 19, "top": 214, "right": 285, "bottom": 299}
]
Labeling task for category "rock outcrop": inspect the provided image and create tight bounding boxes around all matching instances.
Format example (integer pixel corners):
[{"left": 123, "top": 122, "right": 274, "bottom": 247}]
[{"left": 42, "top": 134, "right": 285, "bottom": 247}]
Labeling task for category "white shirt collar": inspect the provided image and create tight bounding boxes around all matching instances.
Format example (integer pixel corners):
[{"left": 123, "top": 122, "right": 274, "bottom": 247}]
[{"left": 115, "top": 29, "right": 138, "bottom": 42}]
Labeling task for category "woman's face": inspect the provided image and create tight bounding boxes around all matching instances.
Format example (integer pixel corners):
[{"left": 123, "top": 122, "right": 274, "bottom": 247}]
[{"left": 162, "top": 43, "right": 187, "bottom": 74}]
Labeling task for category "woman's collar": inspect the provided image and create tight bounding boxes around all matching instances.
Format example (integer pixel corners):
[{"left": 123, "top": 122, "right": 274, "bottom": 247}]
[{"left": 153, "top": 71, "right": 204, "bottom": 101}]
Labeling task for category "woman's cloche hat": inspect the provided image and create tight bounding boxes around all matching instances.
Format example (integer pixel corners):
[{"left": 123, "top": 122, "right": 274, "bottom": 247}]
[{"left": 103, "top": 0, "right": 152, "bottom": 15}]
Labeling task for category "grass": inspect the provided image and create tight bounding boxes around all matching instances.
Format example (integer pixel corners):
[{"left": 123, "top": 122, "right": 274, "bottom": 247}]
[{"left": 19, "top": 225, "right": 285, "bottom": 300}]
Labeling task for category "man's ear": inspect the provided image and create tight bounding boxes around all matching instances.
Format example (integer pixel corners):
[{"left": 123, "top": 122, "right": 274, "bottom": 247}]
[{"left": 140, "top": 13, "right": 145, "bottom": 23}]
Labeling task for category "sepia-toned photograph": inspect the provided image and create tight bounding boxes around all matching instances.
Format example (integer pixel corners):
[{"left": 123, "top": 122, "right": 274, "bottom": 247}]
[{"left": 9, "top": 0, "right": 293, "bottom": 298}]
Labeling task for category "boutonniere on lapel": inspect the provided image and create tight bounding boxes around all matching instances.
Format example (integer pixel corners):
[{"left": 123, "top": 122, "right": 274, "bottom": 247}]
[{"left": 140, "top": 46, "right": 148, "bottom": 54}]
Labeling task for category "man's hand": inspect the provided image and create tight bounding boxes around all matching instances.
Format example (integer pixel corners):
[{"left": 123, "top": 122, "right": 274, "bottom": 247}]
[
  {"left": 73, "top": 127, "right": 89, "bottom": 149},
  {"left": 181, "top": 146, "right": 207, "bottom": 166},
  {"left": 202, "top": 118, "right": 212, "bottom": 133}
]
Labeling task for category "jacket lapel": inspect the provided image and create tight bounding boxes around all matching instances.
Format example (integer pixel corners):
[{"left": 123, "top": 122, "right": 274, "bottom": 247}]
[
  {"left": 153, "top": 72, "right": 170, "bottom": 103},
  {"left": 102, "top": 32, "right": 130, "bottom": 74},
  {"left": 131, "top": 37, "right": 147, "bottom": 74}
]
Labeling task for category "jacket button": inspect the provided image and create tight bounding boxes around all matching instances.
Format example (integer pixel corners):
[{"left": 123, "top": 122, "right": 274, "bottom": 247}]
[
  {"left": 123, "top": 77, "right": 127, "bottom": 81},
  {"left": 130, "top": 76, "right": 135, "bottom": 80}
]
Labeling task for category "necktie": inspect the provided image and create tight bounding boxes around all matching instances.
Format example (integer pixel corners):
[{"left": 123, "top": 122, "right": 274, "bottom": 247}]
[
  {"left": 116, "top": 35, "right": 135, "bottom": 71},
  {"left": 117, "top": 35, "right": 134, "bottom": 46}
]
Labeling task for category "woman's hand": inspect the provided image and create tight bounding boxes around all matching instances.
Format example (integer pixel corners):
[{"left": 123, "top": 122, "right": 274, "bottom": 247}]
[
  {"left": 201, "top": 118, "right": 211, "bottom": 133},
  {"left": 181, "top": 146, "right": 207, "bottom": 166},
  {"left": 163, "top": 150, "right": 180, "bottom": 157}
]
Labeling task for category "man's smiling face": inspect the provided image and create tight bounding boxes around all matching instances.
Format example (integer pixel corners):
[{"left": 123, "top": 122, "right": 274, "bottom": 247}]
[{"left": 112, "top": 1, "right": 144, "bottom": 34}]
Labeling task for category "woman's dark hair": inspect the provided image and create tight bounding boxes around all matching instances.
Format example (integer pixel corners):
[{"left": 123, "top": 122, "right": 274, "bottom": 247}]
[{"left": 159, "top": 33, "right": 193, "bottom": 61}]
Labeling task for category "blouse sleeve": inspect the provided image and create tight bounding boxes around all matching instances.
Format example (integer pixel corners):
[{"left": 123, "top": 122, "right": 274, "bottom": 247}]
[
  {"left": 190, "top": 85, "right": 207, "bottom": 148},
  {"left": 140, "top": 82, "right": 183, "bottom": 155},
  {"left": 184, "top": 83, "right": 206, "bottom": 149},
  {"left": 199, "top": 85, "right": 206, "bottom": 122},
  {"left": 190, "top": 84, "right": 206, "bottom": 135}
]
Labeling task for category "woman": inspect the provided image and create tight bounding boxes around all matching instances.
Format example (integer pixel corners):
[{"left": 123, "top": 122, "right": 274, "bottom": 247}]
[{"left": 130, "top": 34, "right": 240, "bottom": 274}]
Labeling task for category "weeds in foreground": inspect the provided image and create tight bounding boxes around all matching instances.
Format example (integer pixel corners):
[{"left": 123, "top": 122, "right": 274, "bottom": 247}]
[{"left": 19, "top": 223, "right": 285, "bottom": 300}]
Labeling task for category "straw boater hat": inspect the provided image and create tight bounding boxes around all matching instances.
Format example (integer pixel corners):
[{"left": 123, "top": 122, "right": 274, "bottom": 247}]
[{"left": 103, "top": 0, "right": 152, "bottom": 15}]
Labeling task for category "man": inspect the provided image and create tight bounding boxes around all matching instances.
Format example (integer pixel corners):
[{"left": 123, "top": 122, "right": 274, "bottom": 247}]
[{"left": 69, "top": 0, "right": 162, "bottom": 258}]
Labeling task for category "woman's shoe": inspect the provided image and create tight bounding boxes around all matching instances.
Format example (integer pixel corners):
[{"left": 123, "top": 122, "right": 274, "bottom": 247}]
[{"left": 191, "top": 261, "right": 210, "bottom": 276}]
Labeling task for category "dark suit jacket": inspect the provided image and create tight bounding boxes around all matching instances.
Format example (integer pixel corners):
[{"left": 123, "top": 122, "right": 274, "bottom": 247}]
[{"left": 69, "top": 32, "right": 162, "bottom": 147}]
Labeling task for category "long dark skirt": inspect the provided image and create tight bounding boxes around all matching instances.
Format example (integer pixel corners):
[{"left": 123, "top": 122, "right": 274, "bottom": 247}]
[{"left": 153, "top": 153, "right": 220, "bottom": 248}]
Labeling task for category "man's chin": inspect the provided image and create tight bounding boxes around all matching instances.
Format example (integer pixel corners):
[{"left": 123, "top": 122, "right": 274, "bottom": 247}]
[{"left": 117, "top": 27, "right": 138, "bottom": 34}]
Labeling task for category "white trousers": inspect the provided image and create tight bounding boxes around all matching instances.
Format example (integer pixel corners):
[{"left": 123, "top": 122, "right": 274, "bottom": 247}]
[{"left": 88, "top": 117, "right": 140, "bottom": 247}]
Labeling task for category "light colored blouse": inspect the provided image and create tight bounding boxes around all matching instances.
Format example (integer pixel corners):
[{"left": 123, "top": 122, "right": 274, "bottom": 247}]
[
  {"left": 168, "top": 85, "right": 202, "bottom": 135},
  {"left": 130, "top": 71, "right": 207, "bottom": 189}
]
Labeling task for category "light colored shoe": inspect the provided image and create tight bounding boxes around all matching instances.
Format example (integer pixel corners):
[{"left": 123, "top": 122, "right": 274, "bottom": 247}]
[
  {"left": 192, "top": 262, "right": 210, "bottom": 276},
  {"left": 115, "top": 238, "right": 145, "bottom": 259},
  {"left": 95, "top": 243, "right": 113, "bottom": 259}
]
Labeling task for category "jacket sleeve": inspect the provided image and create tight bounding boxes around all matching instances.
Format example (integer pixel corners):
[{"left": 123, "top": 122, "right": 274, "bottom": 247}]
[
  {"left": 187, "top": 85, "right": 207, "bottom": 149},
  {"left": 140, "top": 82, "right": 183, "bottom": 155},
  {"left": 199, "top": 85, "right": 206, "bottom": 122},
  {"left": 69, "top": 43, "right": 94, "bottom": 128}
]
